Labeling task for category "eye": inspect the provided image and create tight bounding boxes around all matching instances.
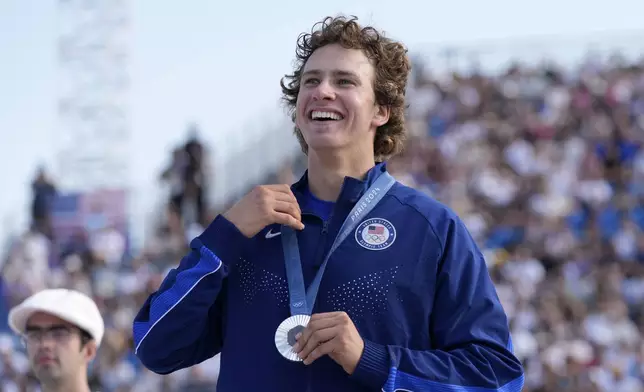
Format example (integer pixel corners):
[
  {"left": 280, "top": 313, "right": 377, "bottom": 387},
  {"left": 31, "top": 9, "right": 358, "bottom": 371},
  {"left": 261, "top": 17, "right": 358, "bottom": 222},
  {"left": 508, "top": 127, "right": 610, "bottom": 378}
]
[
  {"left": 338, "top": 79, "right": 354, "bottom": 86},
  {"left": 303, "top": 78, "right": 319, "bottom": 86},
  {"left": 51, "top": 328, "right": 71, "bottom": 339},
  {"left": 25, "top": 331, "right": 40, "bottom": 340}
]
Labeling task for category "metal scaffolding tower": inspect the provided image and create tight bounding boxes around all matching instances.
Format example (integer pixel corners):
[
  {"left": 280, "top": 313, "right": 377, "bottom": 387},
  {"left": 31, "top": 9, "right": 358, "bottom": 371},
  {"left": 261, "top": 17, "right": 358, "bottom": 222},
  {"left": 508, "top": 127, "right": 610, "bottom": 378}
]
[{"left": 56, "top": 0, "right": 130, "bottom": 192}]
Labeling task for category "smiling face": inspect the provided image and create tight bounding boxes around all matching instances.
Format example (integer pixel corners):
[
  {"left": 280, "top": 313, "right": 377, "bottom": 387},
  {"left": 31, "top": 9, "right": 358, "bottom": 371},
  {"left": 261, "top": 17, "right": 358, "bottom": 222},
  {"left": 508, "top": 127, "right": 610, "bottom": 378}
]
[{"left": 294, "top": 43, "right": 390, "bottom": 156}]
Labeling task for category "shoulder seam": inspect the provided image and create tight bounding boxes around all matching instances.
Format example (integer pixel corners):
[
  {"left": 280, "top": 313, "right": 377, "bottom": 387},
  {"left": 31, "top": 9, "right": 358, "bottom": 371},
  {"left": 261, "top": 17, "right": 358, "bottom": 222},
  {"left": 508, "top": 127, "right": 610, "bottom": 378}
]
[{"left": 388, "top": 190, "right": 445, "bottom": 259}]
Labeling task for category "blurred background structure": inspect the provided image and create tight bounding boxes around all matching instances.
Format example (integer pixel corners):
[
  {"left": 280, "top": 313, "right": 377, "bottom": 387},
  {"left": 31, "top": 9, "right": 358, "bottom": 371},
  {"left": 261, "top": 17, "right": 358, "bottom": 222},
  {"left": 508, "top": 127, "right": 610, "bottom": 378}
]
[
  {"left": 2, "top": 1, "right": 644, "bottom": 391},
  {"left": 56, "top": 0, "right": 131, "bottom": 193}
]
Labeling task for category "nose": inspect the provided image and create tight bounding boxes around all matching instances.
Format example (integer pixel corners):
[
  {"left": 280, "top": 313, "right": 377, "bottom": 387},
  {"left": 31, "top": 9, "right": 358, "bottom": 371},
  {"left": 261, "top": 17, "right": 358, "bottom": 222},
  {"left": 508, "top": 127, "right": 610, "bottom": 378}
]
[
  {"left": 312, "top": 79, "right": 335, "bottom": 101},
  {"left": 30, "top": 339, "right": 56, "bottom": 354}
]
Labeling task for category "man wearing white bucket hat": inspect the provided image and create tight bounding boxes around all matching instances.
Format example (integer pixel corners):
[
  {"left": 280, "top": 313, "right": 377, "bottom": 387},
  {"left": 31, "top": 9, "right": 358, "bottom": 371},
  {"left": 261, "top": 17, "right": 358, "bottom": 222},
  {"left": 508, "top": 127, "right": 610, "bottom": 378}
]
[{"left": 7, "top": 288, "right": 104, "bottom": 392}]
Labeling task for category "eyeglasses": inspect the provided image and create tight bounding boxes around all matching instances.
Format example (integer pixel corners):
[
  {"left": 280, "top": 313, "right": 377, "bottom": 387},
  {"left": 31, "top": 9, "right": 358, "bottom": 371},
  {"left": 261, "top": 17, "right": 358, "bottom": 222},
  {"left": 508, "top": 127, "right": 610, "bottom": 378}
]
[{"left": 22, "top": 325, "right": 76, "bottom": 346}]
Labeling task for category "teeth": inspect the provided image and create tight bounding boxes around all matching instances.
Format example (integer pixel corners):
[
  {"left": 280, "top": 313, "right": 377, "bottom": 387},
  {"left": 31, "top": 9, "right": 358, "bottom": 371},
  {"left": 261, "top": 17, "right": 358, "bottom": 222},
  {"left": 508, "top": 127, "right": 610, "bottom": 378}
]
[{"left": 311, "top": 111, "right": 343, "bottom": 120}]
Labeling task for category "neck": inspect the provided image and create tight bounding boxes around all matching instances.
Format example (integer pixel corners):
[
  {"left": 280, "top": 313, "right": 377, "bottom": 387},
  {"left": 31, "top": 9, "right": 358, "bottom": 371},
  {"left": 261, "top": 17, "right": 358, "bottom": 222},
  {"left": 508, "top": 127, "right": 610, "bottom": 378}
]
[
  {"left": 307, "top": 147, "right": 376, "bottom": 201},
  {"left": 41, "top": 373, "right": 91, "bottom": 392}
]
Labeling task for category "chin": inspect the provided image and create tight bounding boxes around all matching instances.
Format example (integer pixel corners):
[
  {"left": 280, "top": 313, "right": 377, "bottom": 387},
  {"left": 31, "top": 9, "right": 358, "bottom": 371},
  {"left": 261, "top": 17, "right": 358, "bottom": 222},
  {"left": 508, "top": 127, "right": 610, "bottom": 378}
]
[
  {"left": 307, "top": 141, "right": 346, "bottom": 153},
  {"left": 304, "top": 132, "right": 347, "bottom": 149}
]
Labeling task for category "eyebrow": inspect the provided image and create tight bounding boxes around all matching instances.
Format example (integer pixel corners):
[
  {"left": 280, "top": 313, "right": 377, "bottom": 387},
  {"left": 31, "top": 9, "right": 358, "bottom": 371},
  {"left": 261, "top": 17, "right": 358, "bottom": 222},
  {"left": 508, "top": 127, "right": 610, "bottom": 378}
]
[{"left": 302, "top": 69, "right": 361, "bottom": 81}]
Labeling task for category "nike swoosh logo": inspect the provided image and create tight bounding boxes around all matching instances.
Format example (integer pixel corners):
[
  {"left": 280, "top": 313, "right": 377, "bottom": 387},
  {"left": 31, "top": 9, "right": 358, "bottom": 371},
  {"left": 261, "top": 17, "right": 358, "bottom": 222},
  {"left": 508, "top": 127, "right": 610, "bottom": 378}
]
[{"left": 265, "top": 229, "right": 281, "bottom": 239}]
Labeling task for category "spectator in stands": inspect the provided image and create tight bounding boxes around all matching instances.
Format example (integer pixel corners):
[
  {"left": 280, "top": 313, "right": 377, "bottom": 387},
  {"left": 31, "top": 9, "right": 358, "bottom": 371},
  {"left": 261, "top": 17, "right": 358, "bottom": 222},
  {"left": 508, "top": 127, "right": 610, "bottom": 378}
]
[
  {"left": 396, "top": 55, "right": 644, "bottom": 392},
  {"left": 161, "top": 147, "right": 188, "bottom": 222},
  {"left": 183, "top": 124, "right": 206, "bottom": 225},
  {"left": 161, "top": 124, "right": 208, "bottom": 228},
  {"left": 7, "top": 289, "right": 104, "bottom": 392},
  {"left": 31, "top": 166, "right": 57, "bottom": 238}
]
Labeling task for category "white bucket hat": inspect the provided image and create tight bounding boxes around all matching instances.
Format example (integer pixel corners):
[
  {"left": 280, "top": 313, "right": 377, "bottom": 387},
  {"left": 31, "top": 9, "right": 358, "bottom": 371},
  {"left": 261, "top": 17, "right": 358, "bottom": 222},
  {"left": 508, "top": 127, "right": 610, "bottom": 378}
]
[{"left": 8, "top": 289, "right": 104, "bottom": 347}]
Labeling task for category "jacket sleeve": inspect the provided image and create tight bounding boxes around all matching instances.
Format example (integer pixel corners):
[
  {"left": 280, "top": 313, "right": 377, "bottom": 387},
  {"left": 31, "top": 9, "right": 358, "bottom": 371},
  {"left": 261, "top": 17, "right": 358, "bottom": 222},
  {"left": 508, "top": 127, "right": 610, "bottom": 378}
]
[
  {"left": 351, "top": 214, "right": 524, "bottom": 392},
  {"left": 132, "top": 215, "right": 248, "bottom": 374}
]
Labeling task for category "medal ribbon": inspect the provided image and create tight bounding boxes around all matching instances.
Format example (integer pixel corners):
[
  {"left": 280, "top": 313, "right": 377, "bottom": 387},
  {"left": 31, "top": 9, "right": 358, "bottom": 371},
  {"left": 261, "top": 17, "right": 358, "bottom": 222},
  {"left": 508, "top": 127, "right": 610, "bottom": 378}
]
[{"left": 281, "top": 171, "right": 396, "bottom": 316}]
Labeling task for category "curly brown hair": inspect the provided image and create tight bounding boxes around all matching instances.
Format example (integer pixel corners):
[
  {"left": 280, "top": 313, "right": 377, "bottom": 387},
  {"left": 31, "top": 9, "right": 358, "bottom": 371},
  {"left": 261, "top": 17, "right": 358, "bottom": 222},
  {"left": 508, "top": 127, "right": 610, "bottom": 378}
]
[{"left": 280, "top": 16, "right": 411, "bottom": 160}]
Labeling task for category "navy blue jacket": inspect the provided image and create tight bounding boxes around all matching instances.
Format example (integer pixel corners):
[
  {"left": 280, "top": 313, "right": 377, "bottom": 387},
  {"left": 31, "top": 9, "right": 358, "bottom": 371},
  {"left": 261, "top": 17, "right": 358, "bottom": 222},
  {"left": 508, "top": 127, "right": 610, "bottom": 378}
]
[{"left": 133, "top": 163, "right": 524, "bottom": 391}]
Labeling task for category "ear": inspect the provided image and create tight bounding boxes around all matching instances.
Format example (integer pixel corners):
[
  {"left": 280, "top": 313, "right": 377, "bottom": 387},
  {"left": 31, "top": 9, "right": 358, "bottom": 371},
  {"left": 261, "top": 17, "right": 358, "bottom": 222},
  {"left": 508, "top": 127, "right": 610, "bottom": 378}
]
[
  {"left": 372, "top": 105, "right": 390, "bottom": 128},
  {"left": 83, "top": 340, "right": 97, "bottom": 363}
]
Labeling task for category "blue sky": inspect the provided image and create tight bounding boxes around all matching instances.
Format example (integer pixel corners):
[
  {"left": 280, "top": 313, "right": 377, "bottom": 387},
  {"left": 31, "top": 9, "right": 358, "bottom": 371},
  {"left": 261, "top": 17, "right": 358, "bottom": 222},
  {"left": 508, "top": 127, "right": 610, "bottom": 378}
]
[{"left": 1, "top": 0, "right": 643, "bottom": 245}]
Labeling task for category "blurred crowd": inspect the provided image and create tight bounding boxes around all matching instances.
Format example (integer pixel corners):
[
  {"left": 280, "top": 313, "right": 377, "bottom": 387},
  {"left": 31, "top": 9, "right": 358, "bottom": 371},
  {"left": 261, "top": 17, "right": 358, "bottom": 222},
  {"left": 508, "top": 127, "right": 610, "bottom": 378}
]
[
  {"left": 394, "top": 53, "right": 644, "bottom": 391},
  {"left": 0, "top": 132, "right": 223, "bottom": 392},
  {"left": 2, "top": 52, "right": 644, "bottom": 391}
]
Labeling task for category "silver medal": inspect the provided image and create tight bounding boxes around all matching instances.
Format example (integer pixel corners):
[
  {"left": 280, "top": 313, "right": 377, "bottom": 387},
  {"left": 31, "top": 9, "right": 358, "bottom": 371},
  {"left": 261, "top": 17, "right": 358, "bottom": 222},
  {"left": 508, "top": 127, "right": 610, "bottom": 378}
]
[{"left": 274, "top": 314, "right": 310, "bottom": 361}]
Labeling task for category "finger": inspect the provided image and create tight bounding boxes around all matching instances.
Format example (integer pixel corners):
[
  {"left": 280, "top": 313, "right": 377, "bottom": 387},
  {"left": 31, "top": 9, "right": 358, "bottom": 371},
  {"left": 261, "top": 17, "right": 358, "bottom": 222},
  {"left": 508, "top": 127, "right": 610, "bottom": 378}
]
[
  {"left": 255, "top": 185, "right": 298, "bottom": 209},
  {"left": 271, "top": 211, "right": 305, "bottom": 231},
  {"left": 294, "top": 313, "right": 346, "bottom": 354},
  {"left": 265, "top": 184, "right": 299, "bottom": 203},
  {"left": 282, "top": 186, "right": 300, "bottom": 204},
  {"left": 272, "top": 200, "right": 301, "bottom": 222},
  {"left": 264, "top": 184, "right": 294, "bottom": 193},
  {"left": 295, "top": 313, "right": 342, "bottom": 348},
  {"left": 279, "top": 186, "right": 302, "bottom": 213},
  {"left": 295, "top": 325, "right": 336, "bottom": 359},
  {"left": 270, "top": 188, "right": 300, "bottom": 205},
  {"left": 265, "top": 187, "right": 302, "bottom": 219},
  {"left": 309, "top": 312, "right": 346, "bottom": 322},
  {"left": 293, "top": 319, "right": 337, "bottom": 352},
  {"left": 301, "top": 316, "right": 341, "bottom": 339},
  {"left": 303, "top": 338, "right": 337, "bottom": 365}
]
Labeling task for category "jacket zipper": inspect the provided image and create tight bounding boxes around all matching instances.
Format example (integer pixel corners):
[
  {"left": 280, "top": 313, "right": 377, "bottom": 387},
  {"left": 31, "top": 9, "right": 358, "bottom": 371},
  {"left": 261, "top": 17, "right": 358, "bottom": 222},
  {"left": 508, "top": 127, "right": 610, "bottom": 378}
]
[{"left": 315, "top": 219, "right": 330, "bottom": 262}]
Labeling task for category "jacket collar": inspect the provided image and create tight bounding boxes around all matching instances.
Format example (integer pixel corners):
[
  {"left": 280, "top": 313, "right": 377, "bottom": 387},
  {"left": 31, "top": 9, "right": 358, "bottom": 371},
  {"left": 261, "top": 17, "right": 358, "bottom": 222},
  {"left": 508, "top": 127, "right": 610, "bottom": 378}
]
[{"left": 292, "top": 161, "right": 389, "bottom": 214}]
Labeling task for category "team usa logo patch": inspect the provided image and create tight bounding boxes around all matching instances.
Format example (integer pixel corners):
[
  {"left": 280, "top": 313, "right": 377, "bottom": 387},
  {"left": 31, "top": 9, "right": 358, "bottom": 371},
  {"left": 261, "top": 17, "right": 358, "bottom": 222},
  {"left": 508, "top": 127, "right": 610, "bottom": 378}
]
[{"left": 355, "top": 218, "right": 396, "bottom": 251}]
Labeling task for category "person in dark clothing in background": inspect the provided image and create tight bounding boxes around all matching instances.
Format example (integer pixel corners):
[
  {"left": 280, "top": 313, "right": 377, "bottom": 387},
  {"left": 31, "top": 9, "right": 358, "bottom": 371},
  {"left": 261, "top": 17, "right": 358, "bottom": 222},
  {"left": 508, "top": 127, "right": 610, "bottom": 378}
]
[
  {"left": 161, "top": 125, "right": 208, "bottom": 226},
  {"left": 31, "top": 167, "right": 57, "bottom": 238},
  {"left": 183, "top": 124, "right": 206, "bottom": 225}
]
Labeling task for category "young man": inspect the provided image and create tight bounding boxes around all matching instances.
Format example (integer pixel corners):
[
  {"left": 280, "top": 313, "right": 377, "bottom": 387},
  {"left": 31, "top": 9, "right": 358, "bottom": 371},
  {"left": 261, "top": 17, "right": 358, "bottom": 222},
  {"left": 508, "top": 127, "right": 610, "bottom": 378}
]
[
  {"left": 133, "top": 16, "right": 524, "bottom": 392},
  {"left": 8, "top": 289, "right": 104, "bottom": 392}
]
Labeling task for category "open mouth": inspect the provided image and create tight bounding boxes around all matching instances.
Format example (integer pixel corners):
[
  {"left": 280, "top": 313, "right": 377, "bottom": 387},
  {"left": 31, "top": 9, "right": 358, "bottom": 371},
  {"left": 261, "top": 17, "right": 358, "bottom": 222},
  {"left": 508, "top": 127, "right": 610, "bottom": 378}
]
[{"left": 309, "top": 111, "right": 344, "bottom": 122}]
